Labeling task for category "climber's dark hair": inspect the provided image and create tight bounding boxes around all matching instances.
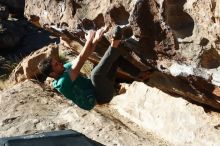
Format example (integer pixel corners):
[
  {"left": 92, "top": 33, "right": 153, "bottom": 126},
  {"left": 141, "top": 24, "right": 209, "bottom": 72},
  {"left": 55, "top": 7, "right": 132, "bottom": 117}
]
[{"left": 38, "top": 57, "right": 53, "bottom": 78}]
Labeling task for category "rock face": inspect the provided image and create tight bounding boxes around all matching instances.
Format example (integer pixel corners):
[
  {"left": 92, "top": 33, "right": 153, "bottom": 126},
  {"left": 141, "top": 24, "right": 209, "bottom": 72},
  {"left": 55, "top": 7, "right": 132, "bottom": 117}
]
[
  {"left": 24, "top": 0, "right": 177, "bottom": 66},
  {"left": 0, "top": 0, "right": 25, "bottom": 17},
  {"left": 24, "top": 0, "right": 220, "bottom": 109},
  {"left": 0, "top": 18, "right": 60, "bottom": 55},
  {"left": 0, "top": 4, "right": 9, "bottom": 19},
  {"left": 2, "top": 79, "right": 219, "bottom": 146},
  {"left": 0, "top": 20, "right": 25, "bottom": 51},
  {"left": 0, "top": 80, "right": 168, "bottom": 146},
  {"left": 8, "top": 44, "right": 59, "bottom": 84},
  {"left": 96, "top": 81, "right": 220, "bottom": 146},
  {"left": 1, "top": 0, "right": 220, "bottom": 145}
]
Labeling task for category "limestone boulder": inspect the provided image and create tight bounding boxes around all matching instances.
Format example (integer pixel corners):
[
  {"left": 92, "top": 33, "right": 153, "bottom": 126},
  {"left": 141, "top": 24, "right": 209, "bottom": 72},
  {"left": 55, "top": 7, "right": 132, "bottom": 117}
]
[
  {"left": 8, "top": 44, "right": 59, "bottom": 85},
  {"left": 96, "top": 81, "right": 220, "bottom": 146},
  {"left": 0, "top": 80, "right": 168, "bottom": 146}
]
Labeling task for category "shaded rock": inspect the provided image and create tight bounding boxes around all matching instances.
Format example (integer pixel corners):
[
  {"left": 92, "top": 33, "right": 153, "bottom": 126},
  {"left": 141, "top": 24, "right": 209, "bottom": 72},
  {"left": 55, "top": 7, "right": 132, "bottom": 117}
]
[
  {"left": 147, "top": 71, "right": 220, "bottom": 110},
  {"left": 108, "top": 4, "right": 129, "bottom": 25},
  {"left": 0, "top": 4, "right": 9, "bottom": 19},
  {"left": 0, "top": 20, "right": 25, "bottom": 52},
  {"left": 200, "top": 48, "right": 220, "bottom": 69},
  {"left": 8, "top": 44, "right": 59, "bottom": 85},
  {"left": 0, "top": 0, "right": 25, "bottom": 17},
  {"left": 96, "top": 81, "right": 220, "bottom": 146},
  {"left": 163, "top": 0, "right": 194, "bottom": 39},
  {"left": 18, "top": 26, "right": 60, "bottom": 56},
  {"left": 0, "top": 18, "right": 59, "bottom": 56}
]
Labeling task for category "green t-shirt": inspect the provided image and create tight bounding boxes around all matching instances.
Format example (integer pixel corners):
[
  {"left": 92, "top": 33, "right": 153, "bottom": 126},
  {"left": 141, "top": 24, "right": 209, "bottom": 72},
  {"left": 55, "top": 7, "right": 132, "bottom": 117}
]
[{"left": 52, "top": 62, "right": 96, "bottom": 110}]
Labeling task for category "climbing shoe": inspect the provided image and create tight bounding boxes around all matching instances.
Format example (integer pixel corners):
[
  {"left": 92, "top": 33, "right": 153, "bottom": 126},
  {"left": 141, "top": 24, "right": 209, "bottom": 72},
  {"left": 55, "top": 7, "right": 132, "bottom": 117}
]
[{"left": 113, "top": 26, "right": 123, "bottom": 40}]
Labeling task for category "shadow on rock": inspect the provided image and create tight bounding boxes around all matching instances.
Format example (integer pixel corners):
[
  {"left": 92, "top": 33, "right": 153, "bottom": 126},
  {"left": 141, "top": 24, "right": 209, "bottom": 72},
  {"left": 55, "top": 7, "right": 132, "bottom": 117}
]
[{"left": 0, "top": 18, "right": 59, "bottom": 58}]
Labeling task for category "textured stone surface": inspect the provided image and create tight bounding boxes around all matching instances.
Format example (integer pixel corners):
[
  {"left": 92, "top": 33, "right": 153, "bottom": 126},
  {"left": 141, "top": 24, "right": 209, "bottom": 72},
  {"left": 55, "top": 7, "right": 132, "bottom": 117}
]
[
  {"left": 1, "top": 1, "right": 220, "bottom": 145},
  {"left": 23, "top": 3, "right": 219, "bottom": 74},
  {"left": 24, "top": 0, "right": 177, "bottom": 68},
  {"left": 96, "top": 81, "right": 220, "bottom": 146},
  {"left": 8, "top": 44, "right": 59, "bottom": 84},
  {"left": 147, "top": 71, "right": 220, "bottom": 110},
  {"left": 23, "top": 0, "right": 220, "bottom": 108},
  {"left": 0, "top": 80, "right": 169, "bottom": 146}
]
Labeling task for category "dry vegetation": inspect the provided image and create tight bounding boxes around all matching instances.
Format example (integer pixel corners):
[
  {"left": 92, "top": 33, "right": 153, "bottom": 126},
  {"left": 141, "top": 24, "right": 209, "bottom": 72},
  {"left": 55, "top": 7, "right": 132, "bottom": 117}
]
[{"left": 0, "top": 56, "right": 19, "bottom": 90}]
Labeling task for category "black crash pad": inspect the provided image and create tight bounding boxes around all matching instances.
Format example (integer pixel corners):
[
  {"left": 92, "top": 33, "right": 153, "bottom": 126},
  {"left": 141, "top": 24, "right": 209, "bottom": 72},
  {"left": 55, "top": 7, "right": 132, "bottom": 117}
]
[{"left": 0, "top": 130, "right": 103, "bottom": 146}]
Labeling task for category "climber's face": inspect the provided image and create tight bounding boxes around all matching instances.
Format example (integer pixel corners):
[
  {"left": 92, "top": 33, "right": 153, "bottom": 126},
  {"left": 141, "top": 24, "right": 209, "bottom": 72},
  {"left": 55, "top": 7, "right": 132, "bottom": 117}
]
[{"left": 49, "top": 58, "right": 64, "bottom": 78}]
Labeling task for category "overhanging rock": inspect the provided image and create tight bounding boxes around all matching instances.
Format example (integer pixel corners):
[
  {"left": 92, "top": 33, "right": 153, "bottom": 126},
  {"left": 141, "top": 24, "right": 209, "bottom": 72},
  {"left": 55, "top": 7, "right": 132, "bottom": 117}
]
[
  {"left": 24, "top": 0, "right": 177, "bottom": 69},
  {"left": 24, "top": 0, "right": 220, "bottom": 109}
]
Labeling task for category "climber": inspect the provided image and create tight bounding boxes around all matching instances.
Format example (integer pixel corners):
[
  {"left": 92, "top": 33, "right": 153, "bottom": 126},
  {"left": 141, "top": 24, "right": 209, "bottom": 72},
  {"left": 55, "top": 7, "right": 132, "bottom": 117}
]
[{"left": 38, "top": 26, "right": 148, "bottom": 110}]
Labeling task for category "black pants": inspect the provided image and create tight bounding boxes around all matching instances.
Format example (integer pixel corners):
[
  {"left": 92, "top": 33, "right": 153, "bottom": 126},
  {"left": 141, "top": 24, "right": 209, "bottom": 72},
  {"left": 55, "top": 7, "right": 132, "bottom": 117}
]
[{"left": 90, "top": 46, "right": 140, "bottom": 104}]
